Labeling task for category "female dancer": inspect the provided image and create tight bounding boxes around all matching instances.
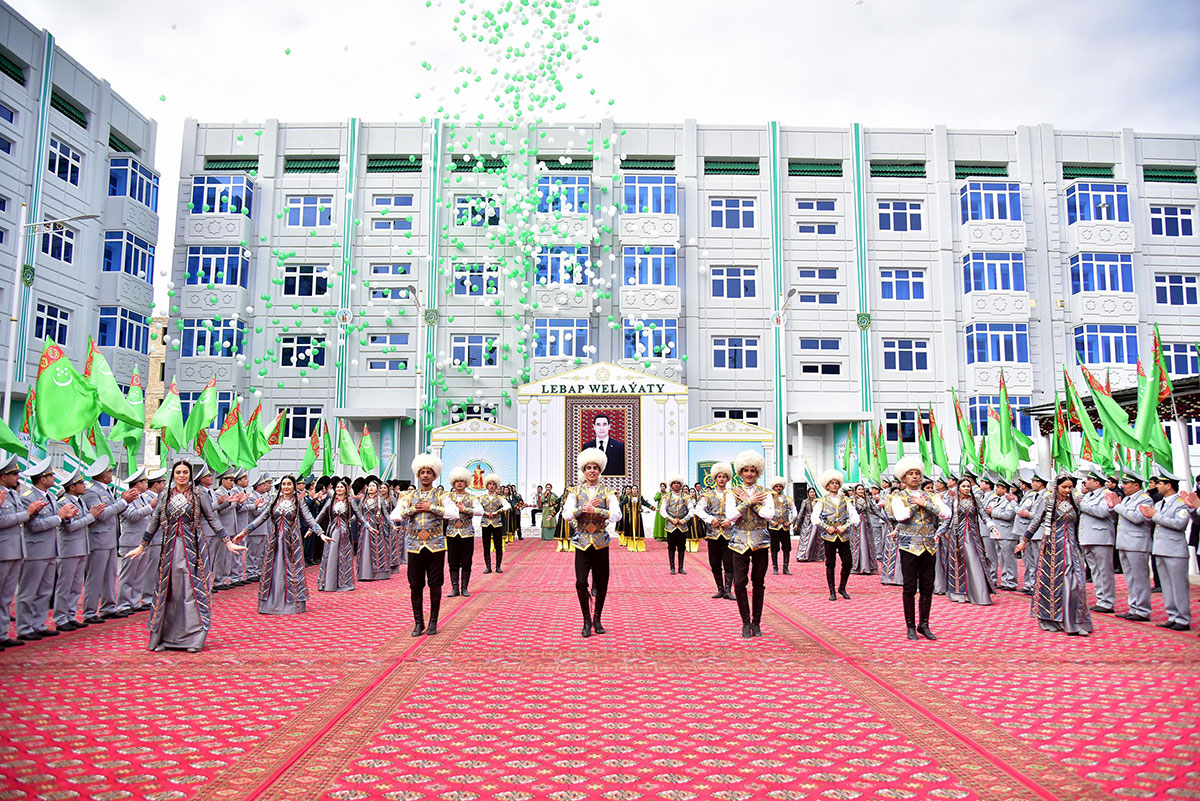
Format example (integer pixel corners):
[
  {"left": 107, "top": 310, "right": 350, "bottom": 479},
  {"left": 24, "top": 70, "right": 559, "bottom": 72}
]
[
  {"left": 127, "top": 460, "right": 244, "bottom": 652},
  {"left": 540, "top": 483, "right": 561, "bottom": 541},
  {"left": 850, "top": 485, "right": 878, "bottom": 574},
  {"left": 316, "top": 478, "right": 367, "bottom": 593},
  {"left": 626, "top": 485, "right": 651, "bottom": 553},
  {"left": 652, "top": 482, "right": 668, "bottom": 542},
  {"left": 878, "top": 480, "right": 903, "bottom": 586},
  {"left": 379, "top": 482, "right": 401, "bottom": 572},
  {"left": 239, "top": 475, "right": 321, "bottom": 615},
  {"left": 357, "top": 479, "right": 392, "bottom": 581},
  {"left": 795, "top": 487, "right": 823, "bottom": 562},
  {"left": 943, "top": 475, "right": 994, "bottom": 605},
  {"left": 1017, "top": 474, "right": 1093, "bottom": 636},
  {"left": 932, "top": 476, "right": 952, "bottom": 594}
]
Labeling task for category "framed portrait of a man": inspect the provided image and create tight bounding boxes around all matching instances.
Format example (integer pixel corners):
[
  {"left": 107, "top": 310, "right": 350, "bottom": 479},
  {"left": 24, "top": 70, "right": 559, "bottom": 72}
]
[{"left": 565, "top": 396, "right": 640, "bottom": 487}]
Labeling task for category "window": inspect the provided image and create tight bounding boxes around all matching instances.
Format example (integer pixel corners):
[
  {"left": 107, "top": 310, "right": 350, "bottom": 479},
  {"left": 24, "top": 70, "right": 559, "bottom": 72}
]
[
  {"left": 451, "top": 403, "right": 498, "bottom": 422},
  {"left": 534, "top": 318, "right": 589, "bottom": 358},
  {"left": 962, "top": 252, "right": 1026, "bottom": 293},
  {"left": 281, "top": 264, "right": 328, "bottom": 296},
  {"left": 713, "top": 336, "right": 759, "bottom": 369},
  {"left": 885, "top": 410, "right": 932, "bottom": 443},
  {"left": 1073, "top": 324, "right": 1138, "bottom": 365},
  {"left": 454, "top": 263, "right": 499, "bottom": 296},
  {"left": 455, "top": 195, "right": 500, "bottom": 227},
  {"left": 367, "top": 333, "right": 410, "bottom": 347},
  {"left": 370, "top": 287, "right": 411, "bottom": 301},
  {"left": 369, "top": 263, "right": 411, "bottom": 277},
  {"left": 452, "top": 334, "right": 498, "bottom": 367},
  {"left": 40, "top": 219, "right": 74, "bottom": 263},
  {"left": 623, "top": 318, "right": 678, "bottom": 360},
  {"left": 191, "top": 175, "right": 253, "bottom": 217},
  {"left": 537, "top": 175, "right": 590, "bottom": 213},
  {"left": 883, "top": 339, "right": 929, "bottom": 371},
  {"left": 797, "top": 267, "right": 838, "bottom": 280},
  {"left": 710, "top": 197, "right": 755, "bottom": 229},
  {"left": 179, "top": 391, "right": 235, "bottom": 430},
  {"left": 1162, "top": 343, "right": 1199, "bottom": 377},
  {"left": 103, "top": 231, "right": 154, "bottom": 282},
  {"left": 965, "top": 323, "right": 1029, "bottom": 364},
  {"left": 959, "top": 182, "right": 1022, "bottom": 223},
  {"left": 711, "top": 266, "right": 757, "bottom": 299},
  {"left": 536, "top": 246, "right": 589, "bottom": 285},
  {"left": 0, "top": 134, "right": 12, "bottom": 156},
  {"left": 797, "top": 292, "right": 838, "bottom": 305},
  {"left": 108, "top": 157, "right": 158, "bottom": 211},
  {"left": 1163, "top": 419, "right": 1200, "bottom": 447},
  {"left": 878, "top": 200, "right": 922, "bottom": 231},
  {"left": 796, "top": 199, "right": 836, "bottom": 212},
  {"left": 0, "top": 101, "right": 13, "bottom": 124},
  {"left": 798, "top": 338, "right": 840, "bottom": 351},
  {"left": 34, "top": 302, "right": 69, "bottom": 344},
  {"left": 186, "top": 246, "right": 249, "bottom": 288},
  {"left": 97, "top": 307, "right": 149, "bottom": 353},
  {"left": 1149, "top": 205, "right": 1194, "bottom": 237},
  {"left": 286, "top": 406, "right": 322, "bottom": 439},
  {"left": 367, "top": 358, "right": 408, "bottom": 372},
  {"left": 279, "top": 335, "right": 326, "bottom": 368},
  {"left": 285, "top": 195, "right": 332, "bottom": 227},
  {"left": 623, "top": 246, "right": 677, "bottom": 286},
  {"left": 1155, "top": 274, "right": 1198, "bottom": 306},
  {"left": 47, "top": 138, "right": 81, "bottom": 186},
  {"left": 1069, "top": 253, "right": 1133, "bottom": 294},
  {"left": 1065, "top": 183, "right": 1129, "bottom": 225},
  {"left": 880, "top": 268, "right": 926, "bottom": 301},
  {"left": 968, "top": 396, "right": 1033, "bottom": 437},
  {"left": 179, "top": 319, "right": 245, "bottom": 358},
  {"left": 0, "top": 196, "right": 7, "bottom": 213},
  {"left": 622, "top": 175, "right": 676, "bottom": 214},
  {"left": 713, "top": 408, "right": 761, "bottom": 425},
  {"left": 796, "top": 222, "right": 837, "bottom": 235},
  {"left": 799, "top": 362, "right": 842, "bottom": 376},
  {"left": 371, "top": 195, "right": 414, "bottom": 231}
]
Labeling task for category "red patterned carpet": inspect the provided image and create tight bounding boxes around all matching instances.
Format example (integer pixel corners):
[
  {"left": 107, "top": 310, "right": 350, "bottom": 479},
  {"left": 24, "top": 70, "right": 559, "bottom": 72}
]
[{"left": 2, "top": 535, "right": 1199, "bottom": 800}]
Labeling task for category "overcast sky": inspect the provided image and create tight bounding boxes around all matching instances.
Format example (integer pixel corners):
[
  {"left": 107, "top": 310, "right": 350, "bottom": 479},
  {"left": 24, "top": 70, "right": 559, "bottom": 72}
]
[{"left": 9, "top": 0, "right": 1200, "bottom": 307}]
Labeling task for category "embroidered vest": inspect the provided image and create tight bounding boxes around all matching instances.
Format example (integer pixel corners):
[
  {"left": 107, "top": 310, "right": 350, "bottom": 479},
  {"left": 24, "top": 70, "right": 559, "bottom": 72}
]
[
  {"left": 703, "top": 488, "right": 732, "bottom": 540},
  {"left": 771, "top": 493, "right": 794, "bottom": 528},
  {"left": 663, "top": 492, "right": 690, "bottom": 533},
  {"left": 730, "top": 486, "right": 771, "bottom": 553},
  {"left": 570, "top": 484, "right": 613, "bottom": 550},
  {"left": 732, "top": 488, "right": 771, "bottom": 532},
  {"left": 819, "top": 493, "right": 851, "bottom": 542},
  {"left": 445, "top": 490, "right": 475, "bottom": 538},
  {"left": 894, "top": 490, "right": 939, "bottom": 554},
  {"left": 479, "top": 493, "right": 505, "bottom": 527},
  {"left": 408, "top": 487, "right": 447, "bottom": 552}
]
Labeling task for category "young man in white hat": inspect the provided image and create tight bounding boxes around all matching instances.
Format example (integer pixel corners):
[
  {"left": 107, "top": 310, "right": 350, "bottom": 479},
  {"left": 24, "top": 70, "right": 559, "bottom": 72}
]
[
  {"left": 479, "top": 474, "right": 510, "bottom": 574},
  {"left": 812, "top": 469, "right": 858, "bottom": 600},
  {"left": 727, "top": 450, "right": 775, "bottom": 638},
  {"left": 391, "top": 454, "right": 459, "bottom": 636},
  {"left": 53, "top": 467, "right": 103, "bottom": 631},
  {"left": 444, "top": 466, "right": 483, "bottom": 598},
  {"left": 767, "top": 476, "right": 796, "bottom": 575},
  {"left": 694, "top": 462, "right": 736, "bottom": 600},
  {"left": 889, "top": 455, "right": 951, "bottom": 641},
  {"left": 561, "top": 448, "right": 621, "bottom": 637},
  {"left": 659, "top": 474, "right": 693, "bottom": 575},
  {"left": 80, "top": 455, "right": 141, "bottom": 622}
]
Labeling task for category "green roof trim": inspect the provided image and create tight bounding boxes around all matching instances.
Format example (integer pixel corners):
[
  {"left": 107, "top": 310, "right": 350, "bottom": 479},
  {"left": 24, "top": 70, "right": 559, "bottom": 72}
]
[
  {"left": 538, "top": 156, "right": 593, "bottom": 171},
  {"left": 955, "top": 163, "right": 1008, "bottom": 179},
  {"left": 284, "top": 157, "right": 340, "bottom": 174},
  {"left": 788, "top": 160, "right": 843, "bottom": 177},
  {"left": 108, "top": 130, "right": 136, "bottom": 153},
  {"left": 450, "top": 155, "right": 508, "bottom": 172},
  {"left": 50, "top": 90, "right": 88, "bottom": 130},
  {"left": 620, "top": 157, "right": 675, "bottom": 171},
  {"left": 704, "top": 158, "right": 760, "bottom": 175},
  {"left": 367, "top": 155, "right": 422, "bottom": 173},
  {"left": 1143, "top": 165, "right": 1196, "bottom": 184},
  {"left": 204, "top": 156, "right": 259, "bottom": 171},
  {"left": 0, "top": 51, "right": 25, "bottom": 86},
  {"left": 1063, "top": 164, "right": 1114, "bottom": 180},
  {"left": 870, "top": 161, "right": 926, "bottom": 178}
]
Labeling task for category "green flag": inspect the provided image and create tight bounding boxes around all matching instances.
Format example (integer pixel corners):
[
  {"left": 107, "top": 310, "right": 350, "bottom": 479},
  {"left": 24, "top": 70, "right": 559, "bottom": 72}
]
[
  {"left": 84, "top": 337, "right": 140, "bottom": 426},
  {"left": 245, "top": 402, "right": 270, "bottom": 460},
  {"left": 916, "top": 410, "right": 932, "bottom": 475},
  {"left": 194, "top": 429, "right": 229, "bottom": 473},
  {"left": 322, "top": 421, "right": 336, "bottom": 477},
  {"left": 359, "top": 424, "right": 379, "bottom": 472},
  {"left": 151, "top": 378, "right": 187, "bottom": 452},
  {"left": 235, "top": 407, "right": 256, "bottom": 469},
  {"left": 1078, "top": 361, "right": 1140, "bottom": 451},
  {"left": 1051, "top": 390, "right": 1078, "bottom": 473},
  {"left": 929, "top": 405, "right": 951, "bottom": 478},
  {"left": 950, "top": 387, "right": 980, "bottom": 472},
  {"left": 337, "top": 420, "right": 363, "bottom": 469},
  {"left": 997, "top": 371, "right": 1015, "bottom": 464},
  {"left": 1063, "top": 370, "right": 1112, "bottom": 471},
  {"left": 1152, "top": 323, "right": 1173, "bottom": 401},
  {"left": 0, "top": 418, "right": 28, "bottom": 457},
  {"left": 33, "top": 340, "right": 99, "bottom": 440},
  {"left": 896, "top": 433, "right": 906, "bottom": 462},
  {"left": 21, "top": 391, "right": 45, "bottom": 450},
  {"left": 298, "top": 423, "right": 320, "bottom": 478},
  {"left": 108, "top": 370, "right": 146, "bottom": 453},
  {"left": 875, "top": 425, "right": 889, "bottom": 476},
  {"left": 1132, "top": 359, "right": 1173, "bottom": 469},
  {"left": 183, "top": 376, "right": 219, "bottom": 445},
  {"left": 217, "top": 399, "right": 245, "bottom": 469},
  {"left": 91, "top": 421, "right": 114, "bottom": 465}
]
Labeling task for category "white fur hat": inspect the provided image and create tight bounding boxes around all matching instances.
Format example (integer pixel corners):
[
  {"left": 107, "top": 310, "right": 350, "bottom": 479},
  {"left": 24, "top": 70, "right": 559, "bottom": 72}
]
[
  {"left": 411, "top": 453, "right": 443, "bottom": 478},
  {"left": 733, "top": 449, "right": 765, "bottom": 476},
  {"left": 577, "top": 447, "right": 608, "bottom": 473},
  {"left": 710, "top": 461, "right": 733, "bottom": 479},
  {"left": 446, "top": 466, "right": 471, "bottom": 485},
  {"left": 666, "top": 473, "right": 686, "bottom": 488},
  {"left": 895, "top": 455, "right": 925, "bottom": 479},
  {"left": 819, "top": 468, "right": 845, "bottom": 490},
  {"left": 767, "top": 475, "right": 786, "bottom": 490},
  {"left": 483, "top": 473, "right": 501, "bottom": 487}
]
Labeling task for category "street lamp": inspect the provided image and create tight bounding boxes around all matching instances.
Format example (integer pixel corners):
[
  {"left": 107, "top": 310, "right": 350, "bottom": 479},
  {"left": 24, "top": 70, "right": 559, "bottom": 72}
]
[
  {"left": 773, "top": 288, "right": 799, "bottom": 481},
  {"left": 4, "top": 206, "right": 101, "bottom": 421},
  {"left": 397, "top": 284, "right": 428, "bottom": 450}
]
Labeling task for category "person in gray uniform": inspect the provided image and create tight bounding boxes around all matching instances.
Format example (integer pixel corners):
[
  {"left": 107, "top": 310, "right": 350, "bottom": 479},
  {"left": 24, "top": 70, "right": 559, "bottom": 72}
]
[
  {"left": 81, "top": 456, "right": 141, "bottom": 623},
  {"left": 193, "top": 465, "right": 221, "bottom": 590},
  {"left": 16, "top": 457, "right": 80, "bottom": 640},
  {"left": 245, "top": 472, "right": 273, "bottom": 581},
  {"left": 116, "top": 468, "right": 155, "bottom": 614},
  {"left": 1113, "top": 469, "right": 1154, "bottom": 622},
  {"left": 1143, "top": 468, "right": 1192, "bottom": 631},
  {"left": 0, "top": 454, "right": 28, "bottom": 649},
  {"left": 233, "top": 469, "right": 254, "bottom": 586},
  {"left": 138, "top": 469, "right": 167, "bottom": 608},
  {"left": 977, "top": 473, "right": 1000, "bottom": 572},
  {"left": 987, "top": 478, "right": 1019, "bottom": 590},
  {"left": 1076, "top": 464, "right": 1118, "bottom": 615},
  {"left": 54, "top": 467, "right": 102, "bottom": 631},
  {"left": 1016, "top": 469, "right": 1048, "bottom": 594},
  {"left": 213, "top": 468, "right": 240, "bottom": 590}
]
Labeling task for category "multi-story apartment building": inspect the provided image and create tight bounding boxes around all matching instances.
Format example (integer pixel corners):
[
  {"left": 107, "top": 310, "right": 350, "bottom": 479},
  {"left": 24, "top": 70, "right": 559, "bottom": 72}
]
[
  {"left": 0, "top": 0, "right": 158, "bottom": 444},
  {"left": 169, "top": 118, "right": 1200, "bottom": 489}
]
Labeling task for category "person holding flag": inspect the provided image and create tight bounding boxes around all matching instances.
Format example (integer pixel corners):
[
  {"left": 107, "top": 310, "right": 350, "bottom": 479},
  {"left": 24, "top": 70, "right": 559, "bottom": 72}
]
[{"left": 1113, "top": 468, "right": 1154, "bottom": 622}]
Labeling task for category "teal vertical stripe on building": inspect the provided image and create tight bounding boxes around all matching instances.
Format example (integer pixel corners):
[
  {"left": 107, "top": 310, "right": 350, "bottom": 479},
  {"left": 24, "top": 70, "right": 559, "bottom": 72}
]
[
  {"left": 15, "top": 32, "right": 56, "bottom": 384},
  {"left": 335, "top": 118, "right": 359, "bottom": 411},
  {"left": 768, "top": 121, "right": 786, "bottom": 473},
  {"left": 851, "top": 122, "right": 873, "bottom": 414},
  {"left": 421, "top": 119, "right": 443, "bottom": 451}
]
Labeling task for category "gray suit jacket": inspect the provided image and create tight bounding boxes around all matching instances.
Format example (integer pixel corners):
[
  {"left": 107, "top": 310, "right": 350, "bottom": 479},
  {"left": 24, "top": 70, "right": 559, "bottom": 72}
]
[
  {"left": 80, "top": 481, "right": 128, "bottom": 551},
  {"left": 1021, "top": 490, "right": 1047, "bottom": 541},
  {"left": 56, "top": 503, "right": 95, "bottom": 559},
  {"left": 1151, "top": 495, "right": 1191, "bottom": 558},
  {"left": 988, "top": 495, "right": 1017, "bottom": 539},
  {"left": 198, "top": 486, "right": 220, "bottom": 538},
  {"left": 22, "top": 487, "right": 63, "bottom": 560},
  {"left": 215, "top": 487, "right": 240, "bottom": 538},
  {"left": 1077, "top": 488, "right": 1116, "bottom": 546},
  {"left": 119, "top": 493, "right": 156, "bottom": 548},
  {"left": 0, "top": 485, "right": 29, "bottom": 560},
  {"left": 1114, "top": 490, "right": 1154, "bottom": 552}
]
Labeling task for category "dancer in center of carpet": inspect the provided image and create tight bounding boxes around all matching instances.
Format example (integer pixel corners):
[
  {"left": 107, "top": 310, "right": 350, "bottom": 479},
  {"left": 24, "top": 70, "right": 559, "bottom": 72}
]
[
  {"left": 812, "top": 469, "right": 858, "bottom": 601},
  {"left": 561, "top": 448, "right": 620, "bottom": 638},
  {"left": 479, "top": 475, "right": 509, "bottom": 574},
  {"left": 1017, "top": 473, "right": 1093, "bottom": 636},
  {"left": 238, "top": 475, "right": 321, "bottom": 615},
  {"left": 767, "top": 476, "right": 795, "bottom": 575},
  {"left": 391, "top": 455, "right": 458, "bottom": 637},
  {"left": 695, "top": 462, "right": 736, "bottom": 600},
  {"left": 316, "top": 478, "right": 367, "bottom": 593},
  {"left": 659, "top": 475, "right": 692, "bottom": 575},
  {"left": 728, "top": 451, "right": 774, "bottom": 638},
  {"left": 889, "top": 455, "right": 951, "bottom": 641},
  {"left": 943, "top": 474, "right": 994, "bottom": 606}
]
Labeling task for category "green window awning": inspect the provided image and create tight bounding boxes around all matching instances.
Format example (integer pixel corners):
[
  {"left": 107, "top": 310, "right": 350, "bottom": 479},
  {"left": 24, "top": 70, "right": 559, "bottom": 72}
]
[
  {"left": 870, "top": 161, "right": 926, "bottom": 178},
  {"left": 284, "top": 157, "right": 340, "bottom": 174},
  {"left": 955, "top": 163, "right": 1008, "bottom": 179},
  {"left": 538, "top": 156, "right": 593, "bottom": 171},
  {"left": 788, "top": 160, "right": 843, "bottom": 177},
  {"left": 450, "top": 155, "right": 508, "bottom": 172},
  {"left": 367, "top": 155, "right": 422, "bottom": 173},
  {"left": 108, "top": 130, "right": 136, "bottom": 153},
  {"left": 620, "top": 157, "right": 674, "bottom": 170},
  {"left": 704, "top": 158, "right": 760, "bottom": 175},
  {"left": 50, "top": 90, "right": 88, "bottom": 129},
  {"left": 0, "top": 51, "right": 25, "bottom": 85},
  {"left": 1143, "top": 165, "right": 1196, "bottom": 184},
  {"left": 1063, "top": 164, "right": 1113, "bottom": 180},
  {"left": 204, "top": 156, "right": 259, "bottom": 171}
]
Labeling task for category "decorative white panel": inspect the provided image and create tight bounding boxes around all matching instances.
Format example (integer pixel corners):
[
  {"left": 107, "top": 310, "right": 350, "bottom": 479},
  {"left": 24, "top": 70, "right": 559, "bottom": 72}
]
[
  {"left": 104, "top": 195, "right": 159, "bottom": 243},
  {"left": 186, "top": 213, "right": 253, "bottom": 245},
  {"left": 967, "top": 365, "right": 1033, "bottom": 395},
  {"left": 963, "top": 291, "right": 1031, "bottom": 322},
  {"left": 619, "top": 213, "right": 680, "bottom": 246},
  {"left": 534, "top": 284, "right": 591, "bottom": 313},
  {"left": 532, "top": 211, "right": 592, "bottom": 245},
  {"left": 620, "top": 286, "right": 682, "bottom": 317},
  {"left": 529, "top": 357, "right": 578, "bottom": 381},
  {"left": 617, "top": 358, "right": 683, "bottom": 383},
  {"left": 1068, "top": 291, "right": 1139, "bottom": 322},
  {"left": 961, "top": 219, "right": 1026, "bottom": 250},
  {"left": 177, "top": 357, "right": 232, "bottom": 383},
  {"left": 1067, "top": 220, "right": 1135, "bottom": 253},
  {"left": 181, "top": 287, "right": 243, "bottom": 312}
]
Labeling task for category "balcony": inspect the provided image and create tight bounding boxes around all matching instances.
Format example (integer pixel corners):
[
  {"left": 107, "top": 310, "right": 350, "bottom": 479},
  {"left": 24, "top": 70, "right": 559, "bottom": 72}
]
[
  {"left": 965, "top": 364, "right": 1034, "bottom": 396},
  {"left": 532, "top": 211, "right": 592, "bottom": 246},
  {"left": 529, "top": 357, "right": 581, "bottom": 381},
  {"left": 1067, "top": 220, "right": 1134, "bottom": 253},
  {"left": 185, "top": 213, "right": 253, "bottom": 245},
  {"left": 96, "top": 345, "right": 149, "bottom": 384},
  {"left": 618, "top": 213, "right": 680, "bottom": 246},
  {"left": 178, "top": 284, "right": 247, "bottom": 314},
  {"left": 619, "top": 286, "right": 681, "bottom": 317},
  {"left": 176, "top": 356, "right": 237, "bottom": 384},
  {"left": 961, "top": 290, "right": 1031, "bottom": 323},
  {"left": 1066, "top": 290, "right": 1139, "bottom": 322},
  {"left": 97, "top": 270, "right": 153, "bottom": 310},
  {"left": 617, "top": 358, "right": 684, "bottom": 383},
  {"left": 961, "top": 218, "right": 1026, "bottom": 251},
  {"left": 103, "top": 195, "right": 158, "bottom": 243},
  {"left": 532, "top": 283, "right": 592, "bottom": 313}
]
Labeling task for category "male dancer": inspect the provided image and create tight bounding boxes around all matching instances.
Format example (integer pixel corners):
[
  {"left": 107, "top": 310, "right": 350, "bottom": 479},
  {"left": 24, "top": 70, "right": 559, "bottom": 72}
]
[
  {"left": 659, "top": 475, "right": 692, "bottom": 575},
  {"left": 444, "top": 467, "right": 482, "bottom": 598},
  {"left": 889, "top": 455, "right": 951, "bottom": 641},
  {"left": 694, "top": 462, "right": 735, "bottom": 600},
  {"left": 727, "top": 450, "right": 774, "bottom": 638},
  {"left": 561, "top": 448, "right": 620, "bottom": 638},
  {"left": 479, "top": 475, "right": 510, "bottom": 574},
  {"left": 767, "top": 476, "right": 795, "bottom": 575},
  {"left": 391, "top": 454, "right": 458, "bottom": 636},
  {"left": 812, "top": 469, "right": 858, "bottom": 600}
]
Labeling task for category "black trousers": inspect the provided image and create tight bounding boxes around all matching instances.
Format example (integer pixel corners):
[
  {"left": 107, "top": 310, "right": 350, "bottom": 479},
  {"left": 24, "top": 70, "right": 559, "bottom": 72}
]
[
  {"left": 530, "top": 509, "right": 540, "bottom": 527},
  {"left": 574, "top": 546, "right": 610, "bottom": 623},
  {"left": 666, "top": 528, "right": 688, "bottom": 567},
  {"left": 900, "top": 549, "right": 936, "bottom": 627},
  {"left": 407, "top": 548, "right": 445, "bottom": 623},
  {"left": 824, "top": 538, "right": 852, "bottom": 592},
  {"left": 707, "top": 536, "right": 734, "bottom": 590},
  {"left": 481, "top": 524, "right": 504, "bottom": 570},
  {"left": 446, "top": 536, "right": 475, "bottom": 588},
  {"left": 769, "top": 528, "right": 791, "bottom": 568},
  {"left": 731, "top": 547, "right": 769, "bottom": 625}
]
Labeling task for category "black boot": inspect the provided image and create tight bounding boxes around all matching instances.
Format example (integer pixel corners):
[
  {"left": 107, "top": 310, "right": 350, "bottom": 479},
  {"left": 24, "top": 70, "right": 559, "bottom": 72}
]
[
  {"left": 782, "top": 559, "right": 791, "bottom": 575},
  {"left": 907, "top": 626, "right": 919, "bottom": 641},
  {"left": 592, "top": 613, "right": 606, "bottom": 635},
  {"left": 742, "top": 621, "right": 753, "bottom": 638},
  {"left": 496, "top": 553, "right": 503, "bottom": 573},
  {"left": 410, "top": 590, "right": 425, "bottom": 637},
  {"left": 448, "top": 575, "right": 460, "bottom": 598},
  {"left": 839, "top": 585, "right": 850, "bottom": 600},
  {"left": 461, "top": 567, "right": 472, "bottom": 598},
  {"left": 669, "top": 553, "right": 676, "bottom": 575},
  {"left": 483, "top": 554, "right": 492, "bottom": 574},
  {"left": 917, "top": 622, "right": 937, "bottom": 640},
  {"left": 677, "top": 553, "right": 686, "bottom": 574},
  {"left": 581, "top": 616, "right": 593, "bottom": 638},
  {"left": 427, "top": 591, "right": 441, "bottom": 635}
]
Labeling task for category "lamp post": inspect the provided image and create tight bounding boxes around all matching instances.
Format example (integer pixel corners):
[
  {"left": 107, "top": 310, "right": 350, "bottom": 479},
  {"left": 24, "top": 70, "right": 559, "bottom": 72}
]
[
  {"left": 4, "top": 207, "right": 100, "bottom": 422},
  {"left": 398, "top": 283, "right": 426, "bottom": 455},
  {"left": 773, "top": 287, "right": 799, "bottom": 482}
]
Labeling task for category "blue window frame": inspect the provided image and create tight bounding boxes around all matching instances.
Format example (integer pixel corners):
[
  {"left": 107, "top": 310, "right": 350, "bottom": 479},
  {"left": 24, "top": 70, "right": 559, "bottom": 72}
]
[
  {"left": 454, "top": 263, "right": 499, "bottom": 296},
  {"left": 797, "top": 292, "right": 838, "bottom": 304},
  {"left": 1069, "top": 253, "right": 1133, "bottom": 294},
  {"left": 711, "top": 266, "right": 757, "bottom": 299},
  {"left": 186, "top": 245, "right": 249, "bottom": 288},
  {"left": 878, "top": 200, "right": 922, "bottom": 232},
  {"left": 796, "top": 222, "right": 837, "bottom": 235},
  {"left": 798, "top": 338, "right": 840, "bottom": 351},
  {"left": 1073, "top": 324, "right": 1138, "bottom": 365},
  {"left": 968, "top": 396, "right": 1033, "bottom": 436},
  {"left": 622, "top": 175, "right": 676, "bottom": 214},
  {"left": 455, "top": 195, "right": 500, "bottom": 227},
  {"left": 797, "top": 267, "right": 838, "bottom": 280},
  {"left": 35, "top": 302, "right": 69, "bottom": 344},
  {"left": 959, "top": 182, "right": 1022, "bottom": 223},
  {"left": 1150, "top": 205, "right": 1194, "bottom": 237},
  {"left": 1065, "top": 182, "right": 1129, "bottom": 225},
  {"left": 180, "top": 319, "right": 245, "bottom": 358},
  {"left": 451, "top": 334, "right": 497, "bottom": 367},
  {"left": 623, "top": 246, "right": 677, "bottom": 286},
  {"left": 97, "top": 306, "right": 149, "bottom": 353},
  {"left": 372, "top": 195, "right": 413, "bottom": 231},
  {"left": 537, "top": 175, "right": 590, "bottom": 213},
  {"left": 883, "top": 338, "right": 928, "bottom": 371},
  {"left": 713, "top": 336, "right": 758, "bottom": 369},
  {"left": 280, "top": 335, "right": 326, "bottom": 368},
  {"left": 0, "top": 101, "right": 13, "bottom": 124},
  {"left": 962, "top": 252, "right": 1026, "bottom": 293},
  {"left": 285, "top": 406, "right": 322, "bottom": 439},
  {"left": 108, "top": 157, "right": 158, "bottom": 212},
  {"left": 623, "top": 318, "right": 678, "bottom": 360},
  {"left": 48, "top": 138, "right": 81, "bottom": 186},
  {"left": 886, "top": 409, "right": 932, "bottom": 443},
  {"left": 368, "top": 333, "right": 410, "bottom": 347},
  {"left": 191, "top": 175, "right": 253, "bottom": 217},
  {"left": 796, "top": 199, "right": 836, "bottom": 212},
  {"left": 285, "top": 195, "right": 332, "bottom": 227},
  {"left": 281, "top": 264, "right": 327, "bottom": 296},
  {"left": 103, "top": 231, "right": 154, "bottom": 282},
  {"left": 880, "top": 268, "right": 926, "bottom": 301},
  {"left": 40, "top": 219, "right": 74, "bottom": 263},
  {"left": 536, "top": 246, "right": 589, "bottom": 285},
  {"left": 0, "top": 134, "right": 11, "bottom": 156},
  {"left": 369, "top": 263, "right": 412, "bottom": 277},
  {"left": 534, "top": 318, "right": 589, "bottom": 358},
  {"left": 180, "top": 391, "right": 235, "bottom": 430},
  {"left": 965, "top": 323, "right": 1029, "bottom": 364},
  {"left": 1162, "top": 343, "right": 1199, "bottom": 377},
  {"left": 367, "top": 359, "right": 408, "bottom": 372},
  {"left": 1155, "top": 273, "right": 1198, "bottom": 306},
  {"left": 710, "top": 197, "right": 755, "bottom": 229}
]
